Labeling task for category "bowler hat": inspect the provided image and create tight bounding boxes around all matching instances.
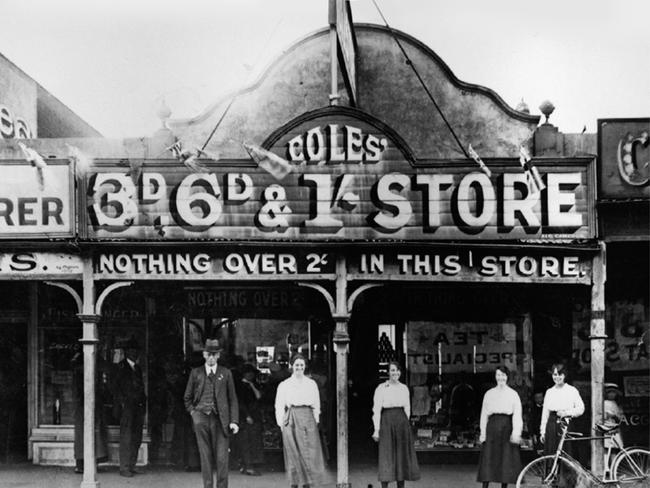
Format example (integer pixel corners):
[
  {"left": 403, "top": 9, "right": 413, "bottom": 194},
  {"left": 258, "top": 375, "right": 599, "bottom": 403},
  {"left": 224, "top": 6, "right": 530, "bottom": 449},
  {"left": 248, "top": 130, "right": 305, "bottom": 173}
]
[
  {"left": 119, "top": 337, "right": 141, "bottom": 350},
  {"left": 204, "top": 339, "right": 222, "bottom": 353}
]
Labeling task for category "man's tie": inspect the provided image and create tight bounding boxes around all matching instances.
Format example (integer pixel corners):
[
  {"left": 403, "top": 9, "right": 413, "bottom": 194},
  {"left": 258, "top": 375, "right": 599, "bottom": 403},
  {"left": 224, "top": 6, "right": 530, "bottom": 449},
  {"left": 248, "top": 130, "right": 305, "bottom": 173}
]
[{"left": 208, "top": 370, "right": 215, "bottom": 378}]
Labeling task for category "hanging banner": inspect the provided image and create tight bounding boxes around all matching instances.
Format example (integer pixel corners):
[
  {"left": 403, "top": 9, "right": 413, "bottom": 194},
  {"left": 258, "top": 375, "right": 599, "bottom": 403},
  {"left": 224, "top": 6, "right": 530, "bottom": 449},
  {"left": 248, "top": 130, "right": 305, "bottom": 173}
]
[
  {"left": 0, "top": 161, "right": 74, "bottom": 238},
  {"left": 84, "top": 113, "right": 596, "bottom": 242}
]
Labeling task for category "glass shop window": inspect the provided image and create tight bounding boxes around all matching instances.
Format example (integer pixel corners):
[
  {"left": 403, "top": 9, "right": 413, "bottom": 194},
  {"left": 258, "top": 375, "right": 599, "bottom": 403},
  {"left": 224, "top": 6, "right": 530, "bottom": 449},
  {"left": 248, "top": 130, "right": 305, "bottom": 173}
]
[
  {"left": 405, "top": 319, "right": 533, "bottom": 450},
  {"left": 37, "top": 286, "right": 80, "bottom": 426}
]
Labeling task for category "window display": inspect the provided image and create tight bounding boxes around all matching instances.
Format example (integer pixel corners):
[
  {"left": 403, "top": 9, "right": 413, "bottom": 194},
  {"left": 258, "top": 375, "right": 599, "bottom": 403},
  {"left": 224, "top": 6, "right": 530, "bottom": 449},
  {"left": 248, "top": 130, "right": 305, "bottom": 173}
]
[{"left": 405, "top": 319, "right": 533, "bottom": 450}]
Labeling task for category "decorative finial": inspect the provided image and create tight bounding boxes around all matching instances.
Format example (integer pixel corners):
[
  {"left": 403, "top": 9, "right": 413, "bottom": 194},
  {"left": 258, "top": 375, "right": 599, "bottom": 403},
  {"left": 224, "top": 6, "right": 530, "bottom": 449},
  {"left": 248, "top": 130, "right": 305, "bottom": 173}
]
[
  {"left": 515, "top": 98, "right": 530, "bottom": 114},
  {"left": 539, "top": 100, "right": 555, "bottom": 124},
  {"left": 156, "top": 98, "right": 172, "bottom": 129}
]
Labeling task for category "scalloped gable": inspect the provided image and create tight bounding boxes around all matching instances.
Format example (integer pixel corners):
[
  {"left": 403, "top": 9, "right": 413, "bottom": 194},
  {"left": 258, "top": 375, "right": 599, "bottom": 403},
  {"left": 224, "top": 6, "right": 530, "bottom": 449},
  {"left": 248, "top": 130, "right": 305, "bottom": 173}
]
[{"left": 168, "top": 24, "right": 539, "bottom": 160}]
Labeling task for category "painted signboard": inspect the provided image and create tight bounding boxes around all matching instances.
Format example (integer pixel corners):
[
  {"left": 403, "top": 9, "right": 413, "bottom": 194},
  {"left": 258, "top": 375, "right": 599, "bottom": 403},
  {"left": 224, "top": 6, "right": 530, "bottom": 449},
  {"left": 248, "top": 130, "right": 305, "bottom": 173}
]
[
  {"left": 93, "top": 247, "right": 593, "bottom": 284},
  {"left": 0, "top": 161, "right": 74, "bottom": 238},
  {"left": 0, "top": 252, "right": 82, "bottom": 277},
  {"left": 598, "top": 118, "right": 650, "bottom": 199},
  {"left": 84, "top": 110, "right": 596, "bottom": 241}
]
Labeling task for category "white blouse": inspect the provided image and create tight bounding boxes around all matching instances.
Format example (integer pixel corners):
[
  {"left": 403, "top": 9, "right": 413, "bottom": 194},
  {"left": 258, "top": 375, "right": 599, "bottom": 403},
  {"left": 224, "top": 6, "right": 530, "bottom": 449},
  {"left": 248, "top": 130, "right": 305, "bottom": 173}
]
[
  {"left": 479, "top": 386, "right": 523, "bottom": 439},
  {"left": 372, "top": 381, "right": 410, "bottom": 434},
  {"left": 274, "top": 375, "right": 320, "bottom": 427},
  {"left": 540, "top": 384, "right": 585, "bottom": 435}
]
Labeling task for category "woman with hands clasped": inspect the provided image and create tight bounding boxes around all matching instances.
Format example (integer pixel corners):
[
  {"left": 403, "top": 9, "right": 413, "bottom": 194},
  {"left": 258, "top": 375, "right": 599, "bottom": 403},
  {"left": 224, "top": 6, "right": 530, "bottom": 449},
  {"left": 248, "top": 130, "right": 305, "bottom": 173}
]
[
  {"left": 476, "top": 366, "right": 523, "bottom": 488},
  {"left": 274, "top": 354, "right": 327, "bottom": 488},
  {"left": 540, "top": 362, "right": 584, "bottom": 455},
  {"left": 372, "top": 361, "right": 420, "bottom": 488}
]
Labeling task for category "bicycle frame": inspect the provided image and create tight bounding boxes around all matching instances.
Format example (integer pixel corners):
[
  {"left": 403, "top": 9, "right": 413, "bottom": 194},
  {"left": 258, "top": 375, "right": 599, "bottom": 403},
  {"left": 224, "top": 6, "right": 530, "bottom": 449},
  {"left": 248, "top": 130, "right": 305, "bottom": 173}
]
[{"left": 546, "top": 418, "right": 645, "bottom": 484}]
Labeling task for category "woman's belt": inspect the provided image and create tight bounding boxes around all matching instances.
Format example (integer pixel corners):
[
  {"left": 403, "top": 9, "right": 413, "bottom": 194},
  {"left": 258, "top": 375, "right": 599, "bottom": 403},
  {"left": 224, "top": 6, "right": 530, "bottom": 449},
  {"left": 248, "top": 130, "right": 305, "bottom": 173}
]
[{"left": 382, "top": 407, "right": 404, "bottom": 411}]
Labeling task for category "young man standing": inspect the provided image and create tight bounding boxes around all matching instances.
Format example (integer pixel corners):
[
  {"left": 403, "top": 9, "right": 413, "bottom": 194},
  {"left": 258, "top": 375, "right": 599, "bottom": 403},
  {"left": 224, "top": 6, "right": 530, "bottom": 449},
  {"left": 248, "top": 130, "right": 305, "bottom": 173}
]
[{"left": 184, "top": 339, "right": 239, "bottom": 488}]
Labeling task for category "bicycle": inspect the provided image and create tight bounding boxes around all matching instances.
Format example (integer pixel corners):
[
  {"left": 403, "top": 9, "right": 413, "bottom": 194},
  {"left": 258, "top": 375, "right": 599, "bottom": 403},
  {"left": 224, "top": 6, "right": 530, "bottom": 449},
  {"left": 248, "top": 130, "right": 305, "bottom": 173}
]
[{"left": 516, "top": 417, "right": 649, "bottom": 487}]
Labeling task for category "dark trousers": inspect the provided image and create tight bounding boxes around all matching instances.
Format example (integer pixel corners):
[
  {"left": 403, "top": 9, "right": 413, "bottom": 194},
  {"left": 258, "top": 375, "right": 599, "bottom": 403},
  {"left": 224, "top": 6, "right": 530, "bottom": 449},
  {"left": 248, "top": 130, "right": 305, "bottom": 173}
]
[
  {"left": 119, "top": 405, "right": 144, "bottom": 471},
  {"left": 192, "top": 410, "right": 229, "bottom": 488}
]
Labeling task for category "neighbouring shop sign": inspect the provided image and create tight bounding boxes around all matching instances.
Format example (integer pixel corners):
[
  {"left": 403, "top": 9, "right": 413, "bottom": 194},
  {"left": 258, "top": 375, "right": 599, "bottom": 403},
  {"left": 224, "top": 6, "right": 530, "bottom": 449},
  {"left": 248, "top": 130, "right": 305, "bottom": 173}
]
[
  {"left": 598, "top": 118, "right": 650, "bottom": 199},
  {"left": 0, "top": 252, "right": 82, "bottom": 277},
  {"left": 92, "top": 248, "right": 592, "bottom": 283},
  {"left": 573, "top": 298, "right": 649, "bottom": 371},
  {"left": 84, "top": 114, "right": 596, "bottom": 241},
  {"left": 0, "top": 162, "right": 74, "bottom": 238}
]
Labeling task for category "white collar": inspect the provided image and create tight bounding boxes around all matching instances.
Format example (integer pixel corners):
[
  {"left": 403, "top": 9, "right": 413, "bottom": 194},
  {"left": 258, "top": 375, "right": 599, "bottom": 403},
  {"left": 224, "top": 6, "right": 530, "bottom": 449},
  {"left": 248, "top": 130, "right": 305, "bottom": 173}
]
[{"left": 205, "top": 364, "right": 217, "bottom": 375}]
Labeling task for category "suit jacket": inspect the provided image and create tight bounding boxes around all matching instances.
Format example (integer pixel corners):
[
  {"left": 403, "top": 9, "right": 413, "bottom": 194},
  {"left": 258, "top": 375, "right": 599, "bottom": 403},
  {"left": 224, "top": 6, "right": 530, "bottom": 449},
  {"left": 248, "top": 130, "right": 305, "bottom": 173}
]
[
  {"left": 184, "top": 365, "right": 239, "bottom": 435},
  {"left": 113, "top": 360, "right": 146, "bottom": 411}
]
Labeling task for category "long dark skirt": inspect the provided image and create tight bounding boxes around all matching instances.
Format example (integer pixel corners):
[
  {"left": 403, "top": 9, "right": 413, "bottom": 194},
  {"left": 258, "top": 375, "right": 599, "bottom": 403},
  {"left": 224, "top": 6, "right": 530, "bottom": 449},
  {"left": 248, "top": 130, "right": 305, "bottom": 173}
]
[
  {"left": 378, "top": 407, "right": 420, "bottom": 482},
  {"left": 281, "top": 406, "right": 327, "bottom": 486},
  {"left": 544, "top": 412, "right": 576, "bottom": 457},
  {"left": 477, "top": 414, "right": 521, "bottom": 484}
]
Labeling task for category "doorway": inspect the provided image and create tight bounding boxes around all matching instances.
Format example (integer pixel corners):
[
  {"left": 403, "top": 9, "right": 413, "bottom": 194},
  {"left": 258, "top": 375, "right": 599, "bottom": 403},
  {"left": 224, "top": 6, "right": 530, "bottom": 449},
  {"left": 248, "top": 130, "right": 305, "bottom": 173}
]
[{"left": 0, "top": 321, "right": 28, "bottom": 463}]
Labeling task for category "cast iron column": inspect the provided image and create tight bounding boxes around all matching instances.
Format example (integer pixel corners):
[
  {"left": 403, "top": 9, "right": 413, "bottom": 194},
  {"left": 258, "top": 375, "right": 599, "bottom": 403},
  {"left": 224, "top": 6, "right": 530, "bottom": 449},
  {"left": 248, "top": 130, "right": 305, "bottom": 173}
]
[
  {"left": 590, "top": 243, "right": 606, "bottom": 475},
  {"left": 333, "top": 315, "right": 350, "bottom": 488},
  {"left": 77, "top": 313, "right": 100, "bottom": 488}
]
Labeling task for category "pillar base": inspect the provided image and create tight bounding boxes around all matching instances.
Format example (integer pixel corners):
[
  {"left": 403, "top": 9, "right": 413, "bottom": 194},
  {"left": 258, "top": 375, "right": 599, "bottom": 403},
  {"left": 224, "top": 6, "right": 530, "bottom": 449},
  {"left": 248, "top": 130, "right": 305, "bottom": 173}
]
[
  {"left": 80, "top": 481, "right": 100, "bottom": 488},
  {"left": 336, "top": 484, "right": 351, "bottom": 488}
]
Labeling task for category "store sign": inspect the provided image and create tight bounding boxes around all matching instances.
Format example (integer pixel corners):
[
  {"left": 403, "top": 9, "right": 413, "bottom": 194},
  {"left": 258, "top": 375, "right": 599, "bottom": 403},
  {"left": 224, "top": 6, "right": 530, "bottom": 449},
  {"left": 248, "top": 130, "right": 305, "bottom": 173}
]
[
  {"left": 598, "top": 118, "right": 650, "bottom": 199},
  {"left": 348, "top": 249, "right": 592, "bottom": 284},
  {"left": 85, "top": 115, "right": 595, "bottom": 241},
  {"left": 0, "top": 252, "right": 82, "bottom": 277},
  {"left": 92, "top": 248, "right": 592, "bottom": 284},
  {"left": 92, "top": 250, "right": 336, "bottom": 279},
  {"left": 0, "top": 104, "right": 33, "bottom": 139},
  {"left": 0, "top": 162, "right": 74, "bottom": 238}
]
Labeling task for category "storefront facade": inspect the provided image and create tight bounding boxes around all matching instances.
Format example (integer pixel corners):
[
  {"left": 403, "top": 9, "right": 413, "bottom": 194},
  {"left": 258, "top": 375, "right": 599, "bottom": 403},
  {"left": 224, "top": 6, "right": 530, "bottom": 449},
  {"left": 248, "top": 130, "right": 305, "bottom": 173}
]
[
  {"left": 596, "top": 118, "right": 649, "bottom": 448},
  {"left": 0, "top": 21, "right": 617, "bottom": 488}
]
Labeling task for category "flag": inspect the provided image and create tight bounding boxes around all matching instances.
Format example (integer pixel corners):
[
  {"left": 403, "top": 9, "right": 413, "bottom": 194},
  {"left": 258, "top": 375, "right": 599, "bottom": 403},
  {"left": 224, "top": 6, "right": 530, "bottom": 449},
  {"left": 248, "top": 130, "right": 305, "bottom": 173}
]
[
  {"left": 18, "top": 142, "right": 46, "bottom": 190},
  {"left": 166, "top": 140, "right": 209, "bottom": 173},
  {"left": 519, "top": 145, "right": 545, "bottom": 194},
  {"left": 243, "top": 142, "right": 292, "bottom": 180},
  {"left": 66, "top": 144, "right": 92, "bottom": 177},
  {"left": 467, "top": 144, "right": 492, "bottom": 177}
]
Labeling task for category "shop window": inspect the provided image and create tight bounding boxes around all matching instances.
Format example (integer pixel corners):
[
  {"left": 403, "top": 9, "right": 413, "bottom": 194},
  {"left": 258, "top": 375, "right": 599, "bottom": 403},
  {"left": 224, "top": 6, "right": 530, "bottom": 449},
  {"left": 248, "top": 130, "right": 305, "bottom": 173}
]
[{"left": 405, "top": 319, "right": 533, "bottom": 450}]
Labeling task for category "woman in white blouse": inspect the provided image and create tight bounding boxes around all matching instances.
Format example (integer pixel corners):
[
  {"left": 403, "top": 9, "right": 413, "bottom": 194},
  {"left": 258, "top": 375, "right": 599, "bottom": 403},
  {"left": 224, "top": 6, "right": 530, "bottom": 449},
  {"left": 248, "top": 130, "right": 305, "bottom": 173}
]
[
  {"left": 476, "top": 366, "right": 523, "bottom": 488},
  {"left": 540, "top": 362, "right": 585, "bottom": 455},
  {"left": 274, "top": 354, "right": 326, "bottom": 488},
  {"left": 372, "top": 361, "right": 420, "bottom": 488}
]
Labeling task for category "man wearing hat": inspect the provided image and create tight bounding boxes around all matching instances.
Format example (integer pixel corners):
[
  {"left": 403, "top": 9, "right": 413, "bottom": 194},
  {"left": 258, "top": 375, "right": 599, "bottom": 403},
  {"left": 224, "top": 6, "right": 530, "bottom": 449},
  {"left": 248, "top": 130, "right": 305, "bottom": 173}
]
[
  {"left": 184, "top": 339, "right": 239, "bottom": 488},
  {"left": 113, "top": 336, "right": 146, "bottom": 477}
]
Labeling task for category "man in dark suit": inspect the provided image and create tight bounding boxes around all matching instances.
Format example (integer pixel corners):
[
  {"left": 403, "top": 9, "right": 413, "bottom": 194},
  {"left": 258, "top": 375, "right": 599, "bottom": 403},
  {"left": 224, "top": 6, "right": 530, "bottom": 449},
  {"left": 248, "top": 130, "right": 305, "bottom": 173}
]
[
  {"left": 184, "top": 339, "right": 239, "bottom": 488},
  {"left": 113, "top": 337, "right": 146, "bottom": 477}
]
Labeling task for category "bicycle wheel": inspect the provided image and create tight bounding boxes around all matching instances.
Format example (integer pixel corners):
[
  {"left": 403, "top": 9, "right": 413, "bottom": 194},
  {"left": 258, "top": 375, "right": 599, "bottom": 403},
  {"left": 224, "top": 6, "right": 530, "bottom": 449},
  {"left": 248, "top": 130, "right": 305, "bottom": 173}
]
[
  {"left": 613, "top": 448, "right": 650, "bottom": 485},
  {"left": 517, "top": 455, "right": 586, "bottom": 488}
]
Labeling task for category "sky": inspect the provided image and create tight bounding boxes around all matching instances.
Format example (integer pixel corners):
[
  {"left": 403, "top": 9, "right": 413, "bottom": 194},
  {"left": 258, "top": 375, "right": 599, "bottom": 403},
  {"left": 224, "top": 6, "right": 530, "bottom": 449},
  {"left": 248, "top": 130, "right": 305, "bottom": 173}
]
[{"left": 1, "top": 0, "right": 648, "bottom": 138}]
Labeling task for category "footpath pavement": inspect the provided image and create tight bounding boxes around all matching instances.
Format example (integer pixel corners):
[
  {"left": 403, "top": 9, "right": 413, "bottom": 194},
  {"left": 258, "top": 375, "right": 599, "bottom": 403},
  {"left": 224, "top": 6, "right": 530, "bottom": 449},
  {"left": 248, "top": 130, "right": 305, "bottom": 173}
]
[{"left": 0, "top": 462, "right": 479, "bottom": 488}]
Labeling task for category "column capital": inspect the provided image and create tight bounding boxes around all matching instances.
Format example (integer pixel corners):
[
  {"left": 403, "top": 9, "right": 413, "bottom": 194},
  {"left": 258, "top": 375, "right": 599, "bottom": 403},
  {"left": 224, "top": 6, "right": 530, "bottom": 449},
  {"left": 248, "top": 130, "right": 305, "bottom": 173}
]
[
  {"left": 333, "top": 330, "right": 350, "bottom": 344},
  {"left": 77, "top": 313, "right": 101, "bottom": 323}
]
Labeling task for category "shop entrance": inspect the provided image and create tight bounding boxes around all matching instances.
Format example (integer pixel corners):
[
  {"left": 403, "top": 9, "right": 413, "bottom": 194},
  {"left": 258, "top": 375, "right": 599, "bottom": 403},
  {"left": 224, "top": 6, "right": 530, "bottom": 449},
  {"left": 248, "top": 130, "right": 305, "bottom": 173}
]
[
  {"left": 136, "top": 284, "right": 335, "bottom": 468},
  {"left": 0, "top": 320, "right": 27, "bottom": 463}
]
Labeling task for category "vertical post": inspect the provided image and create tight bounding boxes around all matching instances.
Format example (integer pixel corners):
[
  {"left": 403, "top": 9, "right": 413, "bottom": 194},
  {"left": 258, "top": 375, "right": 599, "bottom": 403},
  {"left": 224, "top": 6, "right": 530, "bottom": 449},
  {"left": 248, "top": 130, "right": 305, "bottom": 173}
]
[
  {"left": 590, "top": 242, "right": 606, "bottom": 476},
  {"left": 78, "top": 256, "right": 100, "bottom": 488},
  {"left": 333, "top": 255, "right": 350, "bottom": 488},
  {"left": 328, "top": 0, "right": 340, "bottom": 106}
]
